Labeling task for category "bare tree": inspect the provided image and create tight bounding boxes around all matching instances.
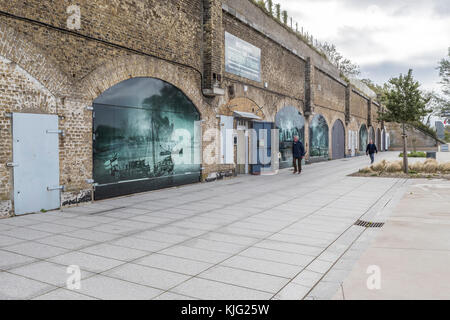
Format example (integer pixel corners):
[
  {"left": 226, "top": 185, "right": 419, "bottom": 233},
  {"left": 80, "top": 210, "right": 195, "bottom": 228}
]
[{"left": 317, "top": 42, "right": 360, "bottom": 77}]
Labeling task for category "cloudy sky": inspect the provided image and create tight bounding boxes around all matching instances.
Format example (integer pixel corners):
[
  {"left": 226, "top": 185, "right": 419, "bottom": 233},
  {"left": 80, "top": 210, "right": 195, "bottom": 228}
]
[{"left": 278, "top": 0, "right": 450, "bottom": 92}]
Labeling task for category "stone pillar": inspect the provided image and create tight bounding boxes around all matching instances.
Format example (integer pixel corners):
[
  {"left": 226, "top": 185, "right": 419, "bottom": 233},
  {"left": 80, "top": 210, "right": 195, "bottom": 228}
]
[
  {"left": 202, "top": 0, "right": 223, "bottom": 91},
  {"left": 304, "top": 118, "right": 310, "bottom": 161},
  {"left": 367, "top": 98, "right": 372, "bottom": 128},
  {"left": 304, "top": 57, "right": 314, "bottom": 117}
]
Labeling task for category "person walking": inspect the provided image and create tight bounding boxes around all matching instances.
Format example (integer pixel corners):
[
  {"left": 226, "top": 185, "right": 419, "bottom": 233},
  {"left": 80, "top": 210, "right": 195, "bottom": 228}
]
[
  {"left": 366, "top": 139, "right": 378, "bottom": 164},
  {"left": 293, "top": 136, "right": 305, "bottom": 174}
]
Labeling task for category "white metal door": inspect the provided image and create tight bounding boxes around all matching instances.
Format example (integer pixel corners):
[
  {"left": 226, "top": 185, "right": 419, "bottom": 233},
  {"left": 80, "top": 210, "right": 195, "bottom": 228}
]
[
  {"left": 220, "top": 116, "right": 235, "bottom": 164},
  {"left": 12, "top": 113, "right": 60, "bottom": 215}
]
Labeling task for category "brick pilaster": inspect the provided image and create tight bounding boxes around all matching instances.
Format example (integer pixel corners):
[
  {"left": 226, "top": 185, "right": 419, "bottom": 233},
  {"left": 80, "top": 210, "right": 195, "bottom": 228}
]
[
  {"left": 203, "top": 0, "right": 223, "bottom": 90},
  {"left": 304, "top": 57, "right": 314, "bottom": 117}
]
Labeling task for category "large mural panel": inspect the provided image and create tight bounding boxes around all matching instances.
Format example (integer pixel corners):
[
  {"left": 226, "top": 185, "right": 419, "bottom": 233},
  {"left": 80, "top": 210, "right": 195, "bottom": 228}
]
[
  {"left": 275, "top": 106, "right": 305, "bottom": 169},
  {"left": 309, "top": 114, "right": 329, "bottom": 158},
  {"left": 359, "top": 124, "right": 368, "bottom": 152},
  {"left": 93, "top": 78, "right": 201, "bottom": 199}
]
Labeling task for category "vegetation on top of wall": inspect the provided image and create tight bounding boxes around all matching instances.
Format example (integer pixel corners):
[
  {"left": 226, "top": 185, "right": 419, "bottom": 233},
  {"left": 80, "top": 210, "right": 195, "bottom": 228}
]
[
  {"left": 250, "top": 0, "right": 362, "bottom": 80},
  {"left": 410, "top": 121, "right": 438, "bottom": 139},
  {"left": 249, "top": 0, "right": 328, "bottom": 60}
]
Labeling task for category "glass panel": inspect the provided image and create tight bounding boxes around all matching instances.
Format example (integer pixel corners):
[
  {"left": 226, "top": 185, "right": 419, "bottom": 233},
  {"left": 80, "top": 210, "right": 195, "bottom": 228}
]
[
  {"left": 93, "top": 78, "right": 200, "bottom": 190},
  {"left": 309, "top": 114, "right": 329, "bottom": 158},
  {"left": 359, "top": 125, "right": 368, "bottom": 151},
  {"left": 275, "top": 106, "right": 305, "bottom": 168}
]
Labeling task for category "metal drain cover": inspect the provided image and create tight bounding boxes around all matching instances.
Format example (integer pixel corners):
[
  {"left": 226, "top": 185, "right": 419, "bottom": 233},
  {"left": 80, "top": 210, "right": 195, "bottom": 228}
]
[{"left": 355, "top": 220, "right": 385, "bottom": 228}]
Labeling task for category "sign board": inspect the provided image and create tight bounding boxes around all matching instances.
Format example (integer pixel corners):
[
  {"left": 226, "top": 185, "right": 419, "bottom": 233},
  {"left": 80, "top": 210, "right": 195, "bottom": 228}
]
[{"left": 225, "top": 32, "right": 261, "bottom": 82}]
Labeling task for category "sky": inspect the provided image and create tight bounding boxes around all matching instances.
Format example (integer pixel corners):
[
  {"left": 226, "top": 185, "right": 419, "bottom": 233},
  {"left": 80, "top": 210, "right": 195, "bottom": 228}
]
[{"left": 277, "top": 0, "right": 450, "bottom": 93}]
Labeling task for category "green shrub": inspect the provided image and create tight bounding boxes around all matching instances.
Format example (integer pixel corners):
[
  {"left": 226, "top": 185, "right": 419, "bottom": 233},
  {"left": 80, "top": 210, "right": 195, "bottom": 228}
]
[{"left": 399, "top": 151, "right": 426, "bottom": 158}]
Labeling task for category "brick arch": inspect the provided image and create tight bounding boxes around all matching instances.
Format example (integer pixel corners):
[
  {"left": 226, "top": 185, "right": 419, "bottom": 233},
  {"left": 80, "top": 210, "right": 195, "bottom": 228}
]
[
  {"left": 329, "top": 114, "right": 347, "bottom": 131},
  {"left": 274, "top": 98, "right": 304, "bottom": 116},
  {"left": 0, "top": 22, "right": 72, "bottom": 97},
  {"left": 77, "top": 54, "right": 211, "bottom": 119},
  {"left": 219, "top": 96, "right": 266, "bottom": 119}
]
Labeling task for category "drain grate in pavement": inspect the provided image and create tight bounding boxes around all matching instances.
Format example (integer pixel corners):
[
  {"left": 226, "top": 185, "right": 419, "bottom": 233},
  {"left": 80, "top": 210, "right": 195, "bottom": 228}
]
[{"left": 354, "top": 220, "right": 385, "bottom": 228}]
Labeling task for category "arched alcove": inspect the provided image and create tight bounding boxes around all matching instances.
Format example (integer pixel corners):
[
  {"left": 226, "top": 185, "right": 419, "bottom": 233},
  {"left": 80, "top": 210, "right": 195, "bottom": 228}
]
[{"left": 93, "top": 77, "right": 201, "bottom": 199}]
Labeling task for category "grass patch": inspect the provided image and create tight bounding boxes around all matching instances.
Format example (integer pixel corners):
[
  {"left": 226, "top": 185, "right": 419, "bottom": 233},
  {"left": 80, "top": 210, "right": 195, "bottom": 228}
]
[{"left": 351, "top": 159, "right": 450, "bottom": 180}]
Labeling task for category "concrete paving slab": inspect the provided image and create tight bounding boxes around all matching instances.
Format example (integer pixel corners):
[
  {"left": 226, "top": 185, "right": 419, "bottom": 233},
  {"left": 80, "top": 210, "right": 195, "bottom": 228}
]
[
  {"left": 153, "top": 292, "right": 197, "bottom": 300},
  {"left": 0, "top": 272, "right": 55, "bottom": 300},
  {"left": 3, "top": 242, "right": 69, "bottom": 259},
  {"left": 0, "top": 234, "right": 26, "bottom": 247},
  {"left": 26, "top": 222, "right": 79, "bottom": 234},
  {"left": 9, "top": 261, "right": 93, "bottom": 287},
  {"left": 0, "top": 249, "right": 36, "bottom": 270},
  {"left": 104, "top": 263, "right": 190, "bottom": 290},
  {"left": 111, "top": 236, "right": 172, "bottom": 252},
  {"left": 67, "top": 229, "right": 120, "bottom": 242},
  {"left": 48, "top": 251, "right": 124, "bottom": 273},
  {"left": 160, "top": 245, "right": 232, "bottom": 264},
  {"left": 291, "top": 270, "right": 323, "bottom": 287},
  {"left": 240, "top": 247, "right": 315, "bottom": 266},
  {"left": 135, "top": 253, "right": 213, "bottom": 276},
  {"left": 2, "top": 227, "right": 52, "bottom": 241},
  {"left": 36, "top": 234, "right": 95, "bottom": 250},
  {"left": 199, "top": 232, "right": 258, "bottom": 246},
  {"left": 75, "top": 275, "right": 162, "bottom": 300},
  {"left": 133, "top": 230, "right": 190, "bottom": 244},
  {"left": 220, "top": 255, "right": 301, "bottom": 278},
  {"left": 199, "top": 265, "right": 289, "bottom": 293},
  {"left": 172, "top": 278, "right": 272, "bottom": 300},
  {"left": 183, "top": 238, "right": 247, "bottom": 254},
  {"left": 81, "top": 243, "right": 148, "bottom": 262},
  {"left": 32, "top": 288, "right": 97, "bottom": 300},
  {"left": 272, "top": 282, "right": 310, "bottom": 300}
]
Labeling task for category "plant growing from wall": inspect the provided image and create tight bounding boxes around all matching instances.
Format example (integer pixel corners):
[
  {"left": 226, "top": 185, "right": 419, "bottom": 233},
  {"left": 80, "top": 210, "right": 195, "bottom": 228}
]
[
  {"left": 256, "top": 0, "right": 266, "bottom": 11},
  {"left": 275, "top": 4, "right": 281, "bottom": 20},
  {"left": 267, "top": 0, "right": 274, "bottom": 15},
  {"left": 380, "top": 69, "right": 431, "bottom": 173},
  {"left": 282, "top": 10, "right": 288, "bottom": 24}
]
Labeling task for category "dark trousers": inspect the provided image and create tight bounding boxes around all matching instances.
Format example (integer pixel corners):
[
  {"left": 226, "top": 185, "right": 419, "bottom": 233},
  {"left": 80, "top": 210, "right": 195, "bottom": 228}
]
[
  {"left": 293, "top": 157, "right": 302, "bottom": 173},
  {"left": 369, "top": 153, "right": 375, "bottom": 164}
]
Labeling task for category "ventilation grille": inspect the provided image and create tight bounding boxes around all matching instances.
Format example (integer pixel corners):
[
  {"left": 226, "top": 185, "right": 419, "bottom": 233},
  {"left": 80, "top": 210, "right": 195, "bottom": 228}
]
[{"left": 355, "top": 220, "right": 385, "bottom": 228}]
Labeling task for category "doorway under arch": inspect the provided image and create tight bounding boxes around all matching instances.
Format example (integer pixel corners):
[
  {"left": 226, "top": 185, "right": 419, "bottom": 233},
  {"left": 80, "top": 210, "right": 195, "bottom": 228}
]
[
  {"left": 332, "top": 119, "right": 345, "bottom": 160},
  {"left": 377, "top": 128, "right": 382, "bottom": 151},
  {"left": 359, "top": 124, "right": 368, "bottom": 152}
]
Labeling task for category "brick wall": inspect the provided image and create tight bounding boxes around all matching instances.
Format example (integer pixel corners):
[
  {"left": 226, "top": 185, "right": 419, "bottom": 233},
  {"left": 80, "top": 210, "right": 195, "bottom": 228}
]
[
  {"left": 0, "top": 56, "right": 58, "bottom": 216},
  {"left": 222, "top": 13, "right": 306, "bottom": 101},
  {"left": 387, "top": 123, "right": 440, "bottom": 151},
  {"left": 0, "top": 0, "right": 381, "bottom": 216}
]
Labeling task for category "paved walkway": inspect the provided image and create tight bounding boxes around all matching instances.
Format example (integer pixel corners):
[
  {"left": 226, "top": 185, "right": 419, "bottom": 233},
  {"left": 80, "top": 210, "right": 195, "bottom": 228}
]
[
  {"left": 0, "top": 152, "right": 446, "bottom": 300},
  {"left": 334, "top": 179, "right": 450, "bottom": 300}
]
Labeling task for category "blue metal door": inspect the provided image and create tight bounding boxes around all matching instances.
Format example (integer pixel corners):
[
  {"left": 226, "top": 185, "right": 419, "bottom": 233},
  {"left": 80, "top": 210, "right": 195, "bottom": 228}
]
[
  {"left": 12, "top": 113, "right": 60, "bottom": 215},
  {"left": 252, "top": 122, "right": 273, "bottom": 174}
]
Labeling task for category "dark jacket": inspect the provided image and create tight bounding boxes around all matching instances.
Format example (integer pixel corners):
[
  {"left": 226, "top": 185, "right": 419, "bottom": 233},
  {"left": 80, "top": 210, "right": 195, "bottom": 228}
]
[
  {"left": 293, "top": 141, "right": 305, "bottom": 158},
  {"left": 366, "top": 143, "right": 378, "bottom": 155}
]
